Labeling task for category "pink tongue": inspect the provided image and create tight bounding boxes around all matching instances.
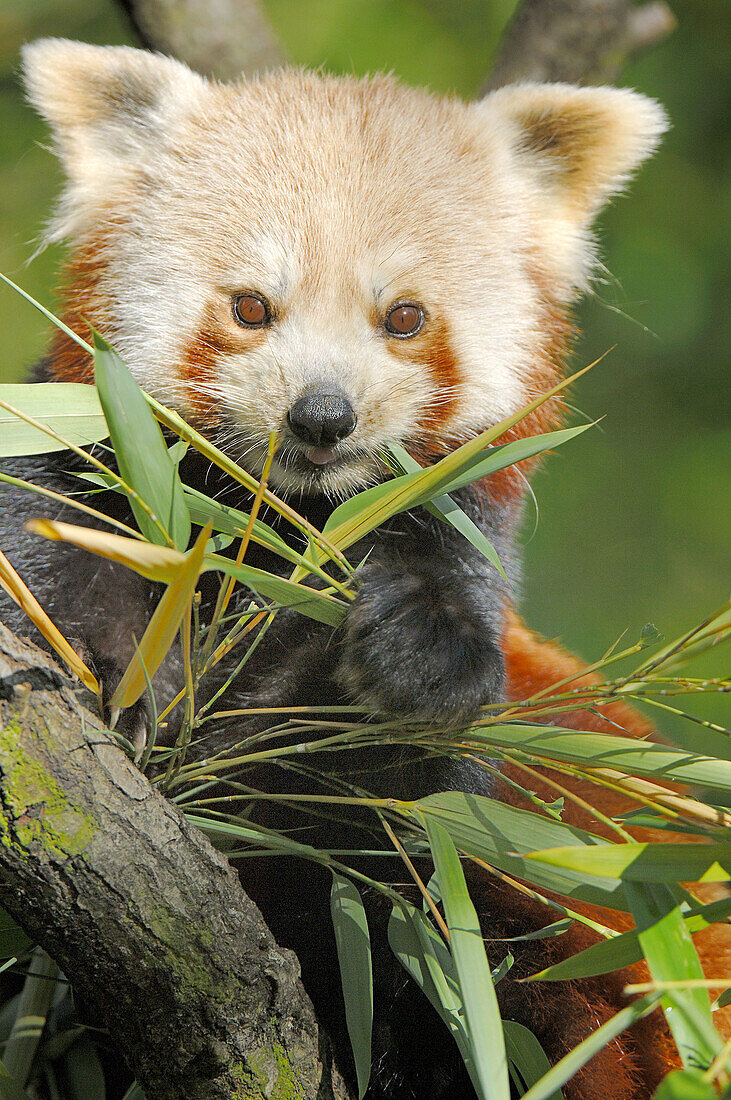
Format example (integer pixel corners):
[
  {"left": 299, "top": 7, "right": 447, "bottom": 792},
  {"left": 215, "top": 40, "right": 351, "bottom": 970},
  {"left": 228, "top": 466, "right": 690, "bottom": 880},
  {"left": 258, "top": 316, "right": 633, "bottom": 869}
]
[{"left": 308, "top": 447, "right": 337, "bottom": 466}]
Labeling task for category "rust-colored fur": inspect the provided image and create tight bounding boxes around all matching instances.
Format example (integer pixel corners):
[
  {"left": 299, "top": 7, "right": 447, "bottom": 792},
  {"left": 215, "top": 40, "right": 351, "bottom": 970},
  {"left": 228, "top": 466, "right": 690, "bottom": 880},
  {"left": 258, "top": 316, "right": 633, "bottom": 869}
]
[{"left": 496, "top": 613, "right": 731, "bottom": 1096}]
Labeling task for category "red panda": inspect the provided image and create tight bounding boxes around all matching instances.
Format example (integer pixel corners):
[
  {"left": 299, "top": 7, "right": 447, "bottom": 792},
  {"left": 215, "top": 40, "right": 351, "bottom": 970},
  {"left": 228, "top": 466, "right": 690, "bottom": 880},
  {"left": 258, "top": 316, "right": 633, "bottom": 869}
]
[{"left": 1, "top": 38, "right": 728, "bottom": 1100}]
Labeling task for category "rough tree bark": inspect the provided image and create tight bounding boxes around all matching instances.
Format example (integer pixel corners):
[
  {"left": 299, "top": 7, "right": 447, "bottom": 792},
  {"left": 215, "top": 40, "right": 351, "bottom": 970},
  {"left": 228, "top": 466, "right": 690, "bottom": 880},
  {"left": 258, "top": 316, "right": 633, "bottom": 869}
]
[
  {"left": 116, "top": 0, "right": 285, "bottom": 79},
  {"left": 0, "top": 625, "right": 348, "bottom": 1100},
  {"left": 485, "top": 0, "right": 676, "bottom": 89},
  {"left": 116, "top": 0, "right": 676, "bottom": 91},
  {"left": 1, "top": 1, "right": 676, "bottom": 1095}
]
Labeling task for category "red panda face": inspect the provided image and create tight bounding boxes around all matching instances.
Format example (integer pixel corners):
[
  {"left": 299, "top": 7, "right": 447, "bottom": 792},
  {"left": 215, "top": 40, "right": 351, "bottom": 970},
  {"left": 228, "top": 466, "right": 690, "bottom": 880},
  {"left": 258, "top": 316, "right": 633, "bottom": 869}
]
[{"left": 22, "top": 42, "right": 666, "bottom": 499}]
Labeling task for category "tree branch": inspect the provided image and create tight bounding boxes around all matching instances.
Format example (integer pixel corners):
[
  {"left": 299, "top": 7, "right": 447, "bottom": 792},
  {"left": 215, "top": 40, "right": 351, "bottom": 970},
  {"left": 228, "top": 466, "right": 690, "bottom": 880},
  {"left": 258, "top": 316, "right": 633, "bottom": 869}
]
[
  {"left": 116, "top": 0, "right": 285, "bottom": 79},
  {"left": 485, "top": 0, "right": 676, "bottom": 89},
  {"left": 0, "top": 624, "right": 350, "bottom": 1100}
]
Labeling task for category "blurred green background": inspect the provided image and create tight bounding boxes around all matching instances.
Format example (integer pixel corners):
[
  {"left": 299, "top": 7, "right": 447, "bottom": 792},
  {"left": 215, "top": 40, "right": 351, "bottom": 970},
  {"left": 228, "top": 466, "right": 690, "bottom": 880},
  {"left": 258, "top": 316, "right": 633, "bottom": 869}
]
[{"left": 0, "top": 0, "right": 728, "bottom": 743}]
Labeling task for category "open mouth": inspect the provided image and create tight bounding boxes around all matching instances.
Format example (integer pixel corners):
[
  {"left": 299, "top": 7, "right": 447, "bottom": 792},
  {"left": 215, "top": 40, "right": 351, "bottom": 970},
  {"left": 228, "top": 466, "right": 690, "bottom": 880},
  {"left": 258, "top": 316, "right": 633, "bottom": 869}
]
[
  {"left": 275, "top": 442, "right": 351, "bottom": 476},
  {"left": 302, "top": 445, "right": 339, "bottom": 467},
  {"left": 268, "top": 438, "right": 386, "bottom": 495}
]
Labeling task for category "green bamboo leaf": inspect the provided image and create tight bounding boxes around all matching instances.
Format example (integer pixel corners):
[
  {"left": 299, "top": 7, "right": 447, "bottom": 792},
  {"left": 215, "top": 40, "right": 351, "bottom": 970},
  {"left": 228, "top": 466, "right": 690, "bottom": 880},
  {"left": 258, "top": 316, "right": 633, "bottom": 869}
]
[
  {"left": 530, "top": 897, "right": 731, "bottom": 982},
  {"left": 67, "top": 472, "right": 312, "bottom": 571},
  {"left": 518, "top": 994, "right": 662, "bottom": 1100},
  {"left": 0, "top": 910, "right": 30, "bottom": 961},
  {"left": 423, "top": 495, "right": 507, "bottom": 577},
  {"left": 410, "top": 792, "right": 627, "bottom": 909},
  {"left": 387, "top": 900, "right": 464, "bottom": 1032},
  {"left": 3, "top": 948, "right": 59, "bottom": 1088},
  {"left": 187, "top": 815, "right": 327, "bottom": 863},
  {"left": 92, "top": 331, "right": 191, "bottom": 550},
  {"left": 502, "top": 1021, "right": 563, "bottom": 1099},
  {"left": 330, "top": 875, "right": 373, "bottom": 1099},
  {"left": 463, "top": 723, "right": 731, "bottom": 792},
  {"left": 384, "top": 443, "right": 506, "bottom": 577},
  {"left": 204, "top": 555, "right": 346, "bottom": 626},
  {"left": 615, "top": 810, "right": 712, "bottom": 837},
  {"left": 425, "top": 818, "right": 510, "bottom": 1100},
  {"left": 503, "top": 918, "right": 574, "bottom": 945},
  {"left": 626, "top": 883, "right": 721, "bottom": 1069},
  {"left": 121, "top": 1085, "right": 147, "bottom": 1100},
  {"left": 652, "top": 1069, "right": 718, "bottom": 1100},
  {"left": 0, "top": 1073, "right": 32, "bottom": 1100},
  {"left": 0, "top": 383, "right": 108, "bottom": 456},
  {"left": 409, "top": 424, "right": 595, "bottom": 504},
  {"left": 388, "top": 898, "right": 488, "bottom": 1093},
  {"left": 184, "top": 487, "right": 300, "bottom": 565},
  {"left": 322, "top": 474, "right": 406, "bottom": 544},
  {"left": 491, "top": 953, "right": 514, "bottom": 985},
  {"left": 324, "top": 423, "right": 591, "bottom": 552},
  {"left": 525, "top": 842, "right": 731, "bottom": 884},
  {"left": 61, "top": 1035, "right": 107, "bottom": 1100}
]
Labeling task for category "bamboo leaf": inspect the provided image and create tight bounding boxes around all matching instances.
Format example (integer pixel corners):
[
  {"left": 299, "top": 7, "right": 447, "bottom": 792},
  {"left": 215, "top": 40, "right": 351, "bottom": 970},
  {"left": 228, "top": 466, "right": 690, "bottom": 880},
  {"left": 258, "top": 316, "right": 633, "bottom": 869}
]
[
  {"left": 502, "top": 1021, "right": 563, "bottom": 1099},
  {"left": 0, "top": 549, "right": 99, "bottom": 695},
  {"left": 409, "top": 792, "right": 627, "bottom": 909},
  {"left": 324, "top": 402, "right": 594, "bottom": 552},
  {"left": 388, "top": 899, "right": 462, "bottom": 1019},
  {"left": 384, "top": 443, "right": 506, "bottom": 577},
  {"left": 410, "top": 424, "right": 595, "bottom": 505},
  {"left": 61, "top": 1034, "right": 107, "bottom": 1100},
  {"left": 0, "top": 910, "right": 30, "bottom": 962},
  {"left": 652, "top": 1069, "right": 718, "bottom": 1100},
  {"left": 423, "top": 496, "right": 507, "bottom": 578},
  {"left": 525, "top": 843, "right": 731, "bottom": 884},
  {"left": 530, "top": 897, "right": 731, "bottom": 982},
  {"left": 3, "top": 949, "right": 58, "bottom": 1088},
  {"left": 110, "top": 524, "right": 210, "bottom": 710},
  {"left": 184, "top": 487, "right": 300, "bottom": 565},
  {"left": 626, "top": 883, "right": 721, "bottom": 1069},
  {"left": 425, "top": 818, "right": 510, "bottom": 1100},
  {"left": 206, "top": 555, "right": 347, "bottom": 626},
  {"left": 463, "top": 723, "right": 731, "bottom": 792},
  {"left": 92, "top": 332, "right": 190, "bottom": 550},
  {"left": 25, "top": 520, "right": 184, "bottom": 583},
  {"left": 330, "top": 875, "right": 373, "bottom": 1099},
  {"left": 187, "top": 815, "right": 327, "bottom": 863},
  {"left": 0, "top": 1073, "right": 33, "bottom": 1100},
  {"left": 0, "top": 384, "right": 108, "bottom": 456},
  {"left": 519, "top": 994, "right": 662, "bottom": 1100},
  {"left": 502, "top": 918, "right": 573, "bottom": 945}
]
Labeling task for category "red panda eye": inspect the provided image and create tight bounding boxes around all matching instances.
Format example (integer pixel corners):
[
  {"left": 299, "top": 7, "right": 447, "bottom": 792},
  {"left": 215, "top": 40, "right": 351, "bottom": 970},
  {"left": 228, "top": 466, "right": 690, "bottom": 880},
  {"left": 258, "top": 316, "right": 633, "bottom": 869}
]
[
  {"left": 233, "top": 293, "right": 271, "bottom": 327},
  {"left": 385, "top": 302, "right": 424, "bottom": 337}
]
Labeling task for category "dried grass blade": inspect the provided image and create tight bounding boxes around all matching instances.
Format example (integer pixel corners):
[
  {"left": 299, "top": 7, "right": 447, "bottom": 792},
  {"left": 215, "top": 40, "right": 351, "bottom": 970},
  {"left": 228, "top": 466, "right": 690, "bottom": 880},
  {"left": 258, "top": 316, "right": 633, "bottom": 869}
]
[
  {"left": 110, "top": 524, "right": 211, "bottom": 710},
  {"left": 0, "top": 550, "right": 99, "bottom": 696}
]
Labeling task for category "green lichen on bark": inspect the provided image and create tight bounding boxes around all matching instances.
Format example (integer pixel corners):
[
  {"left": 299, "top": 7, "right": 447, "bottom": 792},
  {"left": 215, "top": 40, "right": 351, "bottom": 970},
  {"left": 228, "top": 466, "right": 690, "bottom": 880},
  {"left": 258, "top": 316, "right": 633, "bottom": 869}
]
[
  {"left": 0, "top": 718, "right": 96, "bottom": 859},
  {"left": 243, "top": 1042, "right": 309, "bottom": 1099}
]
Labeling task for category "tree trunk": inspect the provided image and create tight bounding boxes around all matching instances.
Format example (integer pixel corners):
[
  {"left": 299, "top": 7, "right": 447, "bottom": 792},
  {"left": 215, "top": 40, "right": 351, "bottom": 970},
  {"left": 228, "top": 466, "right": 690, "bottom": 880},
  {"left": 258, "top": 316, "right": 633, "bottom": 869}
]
[
  {"left": 0, "top": 625, "right": 349, "bottom": 1100},
  {"left": 116, "top": 0, "right": 285, "bottom": 79},
  {"left": 485, "top": 0, "right": 675, "bottom": 89}
]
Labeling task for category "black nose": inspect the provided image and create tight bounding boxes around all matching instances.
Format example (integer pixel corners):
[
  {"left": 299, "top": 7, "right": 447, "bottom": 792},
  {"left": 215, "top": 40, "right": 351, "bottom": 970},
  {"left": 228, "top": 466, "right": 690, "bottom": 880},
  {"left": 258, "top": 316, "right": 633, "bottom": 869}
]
[{"left": 287, "top": 394, "right": 357, "bottom": 448}]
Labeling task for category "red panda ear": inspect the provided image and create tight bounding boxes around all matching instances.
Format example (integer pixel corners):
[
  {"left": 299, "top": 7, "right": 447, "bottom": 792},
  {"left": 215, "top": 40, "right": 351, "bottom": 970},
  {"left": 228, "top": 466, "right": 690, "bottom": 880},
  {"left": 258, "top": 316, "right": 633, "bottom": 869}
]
[
  {"left": 475, "top": 83, "right": 668, "bottom": 294},
  {"left": 22, "top": 39, "right": 206, "bottom": 240}
]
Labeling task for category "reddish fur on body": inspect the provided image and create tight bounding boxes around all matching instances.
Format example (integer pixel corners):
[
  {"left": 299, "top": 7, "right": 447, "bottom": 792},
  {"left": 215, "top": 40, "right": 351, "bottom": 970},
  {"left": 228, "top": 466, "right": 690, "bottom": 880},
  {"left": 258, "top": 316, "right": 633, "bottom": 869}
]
[{"left": 501, "top": 613, "right": 731, "bottom": 1074}]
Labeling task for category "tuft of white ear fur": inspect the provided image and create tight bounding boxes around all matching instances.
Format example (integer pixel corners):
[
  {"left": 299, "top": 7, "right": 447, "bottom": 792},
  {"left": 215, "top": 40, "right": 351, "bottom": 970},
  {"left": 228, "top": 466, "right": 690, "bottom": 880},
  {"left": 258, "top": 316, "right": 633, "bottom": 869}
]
[
  {"left": 475, "top": 83, "right": 669, "bottom": 294},
  {"left": 22, "top": 39, "right": 207, "bottom": 242}
]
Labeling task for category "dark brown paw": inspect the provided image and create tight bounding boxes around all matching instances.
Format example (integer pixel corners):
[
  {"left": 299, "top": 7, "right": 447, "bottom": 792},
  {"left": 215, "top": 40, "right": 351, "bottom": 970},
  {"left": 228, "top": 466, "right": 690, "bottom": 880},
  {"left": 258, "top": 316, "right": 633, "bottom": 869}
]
[{"left": 339, "top": 568, "right": 504, "bottom": 723}]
